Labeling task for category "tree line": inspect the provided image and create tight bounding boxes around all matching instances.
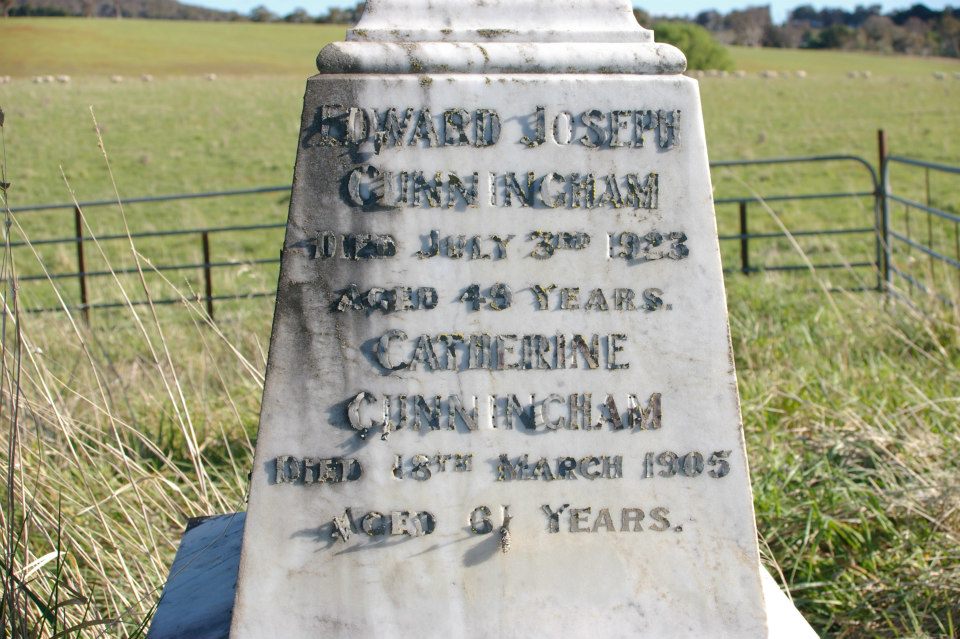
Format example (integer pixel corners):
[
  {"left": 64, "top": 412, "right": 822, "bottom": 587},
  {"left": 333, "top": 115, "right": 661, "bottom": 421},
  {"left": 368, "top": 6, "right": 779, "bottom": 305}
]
[
  {"left": 246, "top": 2, "right": 364, "bottom": 24},
  {"left": 2, "top": 0, "right": 364, "bottom": 21},
  {"left": 639, "top": 4, "right": 960, "bottom": 58}
]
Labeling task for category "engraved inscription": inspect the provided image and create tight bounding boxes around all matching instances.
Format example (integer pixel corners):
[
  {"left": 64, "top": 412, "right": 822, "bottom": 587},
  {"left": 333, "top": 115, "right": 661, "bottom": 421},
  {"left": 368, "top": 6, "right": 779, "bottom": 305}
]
[
  {"left": 541, "top": 505, "right": 674, "bottom": 533},
  {"left": 459, "top": 284, "right": 513, "bottom": 311},
  {"left": 347, "top": 167, "right": 481, "bottom": 208},
  {"left": 273, "top": 456, "right": 362, "bottom": 485},
  {"left": 608, "top": 231, "right": 689, "bottom": 262},
  {"left": 307, "top": 105, "right": 502, "bottom": 151},
  {"left": 528, "top": 231, "right": 590, "bottom": 259},
  {"left": 532, "top": 286, "right": 666, "bottom": 312},
  {"left": 496, "top": 454, "right": 623, "bottom": 481},
  {"left": 373, "top": 332, "right": 632, "bottom": 372},
  {"left": 392, "top": 453, "right": 474, "bottom": 480},
  {"left": 344, "top": 166, "right": 659, "bottom": 210},
  {"left": 489, "top": 171, "right": 658, "bottom": 210},
  {"left": 281, "top": 97, "right": 716, "bottom": 568},
  {"left": 640, "top": 450, "right": 731, "bottom": 479},
  {"left": 308, "top": 105, "right": 680, "bottom": 152},
  {"left": 521, "top": 107, "right": 681, "bottom": 149},
  {"left": 469, "top": 505, "right": 512, "bottom": 535},
  {"left": 297, "top": 232, "right": 398, "bottom": 260},
  {"left": 417, "top": 231, "right": 513, "bottom": 259},
  {"left": 345, "top": 392, "right": 662, "bottom": 437},
  {"left": 331, "top": 508, "right": 437, "bottom": 542},
  {"left": 333, "top": 285, "right": 438, "bottom": 313}
]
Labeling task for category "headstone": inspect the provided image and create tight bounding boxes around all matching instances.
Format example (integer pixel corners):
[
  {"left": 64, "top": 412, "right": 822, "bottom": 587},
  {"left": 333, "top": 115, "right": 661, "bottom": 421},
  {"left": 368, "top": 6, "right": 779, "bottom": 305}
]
[{"left": 231, "top": 1, "right": 780, "bottom": 635}]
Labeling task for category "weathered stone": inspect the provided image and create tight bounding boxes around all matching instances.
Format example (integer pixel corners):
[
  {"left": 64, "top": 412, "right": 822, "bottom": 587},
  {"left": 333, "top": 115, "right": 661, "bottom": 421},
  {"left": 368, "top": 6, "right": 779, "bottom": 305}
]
[
  {"left": 227, "top": 1, "right": 812, "bottom": 637},
  {"left": 151, "top": 512, "right": 814, "bottom": 638}
]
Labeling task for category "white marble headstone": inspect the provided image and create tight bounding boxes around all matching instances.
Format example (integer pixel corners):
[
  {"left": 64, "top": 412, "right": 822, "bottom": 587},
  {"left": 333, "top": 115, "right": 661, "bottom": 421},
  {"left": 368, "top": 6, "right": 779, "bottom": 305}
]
[{"left": 232, "top": 1, "right": 771, "bottom": 635}]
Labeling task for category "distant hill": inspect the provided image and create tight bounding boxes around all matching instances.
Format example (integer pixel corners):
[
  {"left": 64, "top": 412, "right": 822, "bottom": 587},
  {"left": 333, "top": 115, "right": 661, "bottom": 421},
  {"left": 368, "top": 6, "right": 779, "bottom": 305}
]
[
  {"left": 8, "top": 0, "right": 243, "bottom": 19},
  {"left": 5, "top": 0, "right": 365, "bottom": 21}
]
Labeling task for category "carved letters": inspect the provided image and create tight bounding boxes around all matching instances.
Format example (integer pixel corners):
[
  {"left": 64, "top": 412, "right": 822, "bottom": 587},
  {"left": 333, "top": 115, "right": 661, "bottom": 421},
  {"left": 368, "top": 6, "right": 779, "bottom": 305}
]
[
  {"left": 345, "top": 392, "right": 662, "bottom": 436},
  {"left": 309, "top": 105, "right": 680, "bottom": 151},
  {"left": 279, "top": 99, "right": 717, "bottom": 543},
  {"left": 497, "top": 455, "right": 623, "bottom": 481},
  {"left": 274, "top": 456, "right": 362, "bottom": 485},
  {"left": 344, "top": 166, "right": 659, "bottom": 210},
  {"left": 540, "top": 505, "right": 674, "bottom": 533},
  {"left": 373, "top": 332, "right": 631, "bottom": 372}
]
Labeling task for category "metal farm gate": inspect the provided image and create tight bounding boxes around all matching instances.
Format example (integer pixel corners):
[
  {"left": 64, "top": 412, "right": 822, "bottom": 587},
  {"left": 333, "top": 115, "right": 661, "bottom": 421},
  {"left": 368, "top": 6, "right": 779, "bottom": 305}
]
[{"left": 882, "top": 155, "right": 960, "bottom": 305}]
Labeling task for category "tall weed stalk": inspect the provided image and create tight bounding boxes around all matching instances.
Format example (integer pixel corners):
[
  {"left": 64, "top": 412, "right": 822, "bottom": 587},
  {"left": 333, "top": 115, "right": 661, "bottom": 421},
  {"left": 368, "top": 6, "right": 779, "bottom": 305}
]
[{"left": 0, "top": 106, "right": 260, "bottom": 636}]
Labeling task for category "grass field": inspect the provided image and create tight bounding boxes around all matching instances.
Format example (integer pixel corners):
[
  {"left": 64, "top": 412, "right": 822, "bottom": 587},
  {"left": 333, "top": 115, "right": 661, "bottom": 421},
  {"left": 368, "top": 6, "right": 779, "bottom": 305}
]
[
  {"left": 1, "top": 17, "right": 959, "bottom": 638},
  {"left": 730, "top": 43, "right": 960, "bottom": 77},
  {"left": 0, "top": 18, "right": 345, "bottom": 77}
]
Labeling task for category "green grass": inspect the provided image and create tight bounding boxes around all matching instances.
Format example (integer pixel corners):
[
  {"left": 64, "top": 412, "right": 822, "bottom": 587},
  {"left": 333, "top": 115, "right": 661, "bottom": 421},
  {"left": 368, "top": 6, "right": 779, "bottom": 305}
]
[
  {"left": 1, "top": 17, "right": 959, "bottom": 638},
  {"left": 728, "top": 279, "right": 960, "bottom": 637},
  {"left": 0, "top": 18, "right": 346, "bottom": 77},
  {"left": 728, "top": 44, "right": 960, "bottom": 77}
]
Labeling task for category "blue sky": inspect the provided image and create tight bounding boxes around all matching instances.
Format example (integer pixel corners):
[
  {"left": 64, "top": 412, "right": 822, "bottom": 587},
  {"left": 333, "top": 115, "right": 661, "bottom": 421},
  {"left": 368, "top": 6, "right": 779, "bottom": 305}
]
[{"left": 193, "top": 0, "right": 954, "bottom": 24}]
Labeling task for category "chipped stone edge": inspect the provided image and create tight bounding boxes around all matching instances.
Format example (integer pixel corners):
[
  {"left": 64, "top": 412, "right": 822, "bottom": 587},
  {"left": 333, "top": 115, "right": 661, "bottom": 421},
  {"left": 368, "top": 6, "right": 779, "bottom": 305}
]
[
  {"left": 349, "top": 0, "right": 655, "bottom": 45},
  {"left": 316, "top": 42, "right": 687, "bottom": 75},
  {"left": 346, "top": 28, "right": 655, "bottom": 44}
]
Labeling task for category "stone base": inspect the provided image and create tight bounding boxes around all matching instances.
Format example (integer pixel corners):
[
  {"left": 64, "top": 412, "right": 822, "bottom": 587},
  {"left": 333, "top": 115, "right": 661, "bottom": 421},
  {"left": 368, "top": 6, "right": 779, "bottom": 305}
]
[
  {"left": 147, "top": 513, "right": 818, "bottom": 638},
  {"left": 760, "top": 563, "right": 820, "bottom": 638},
  {"left": 147, "top": 513, "right": 245, "bottom": 639}
]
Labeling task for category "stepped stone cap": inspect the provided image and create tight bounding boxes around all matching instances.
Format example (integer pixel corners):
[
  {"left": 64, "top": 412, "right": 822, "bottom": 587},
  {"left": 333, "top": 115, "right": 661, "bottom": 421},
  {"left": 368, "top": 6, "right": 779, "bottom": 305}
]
[{"left": 316, "top": 0, "right": 686, "bottom": 74}]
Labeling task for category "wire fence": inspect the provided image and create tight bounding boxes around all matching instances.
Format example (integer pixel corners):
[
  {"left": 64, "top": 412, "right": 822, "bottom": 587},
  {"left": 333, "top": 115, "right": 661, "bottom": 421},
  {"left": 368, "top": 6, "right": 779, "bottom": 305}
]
[{"left": 5, "top": 130, "right": 958, "bottom": 321}]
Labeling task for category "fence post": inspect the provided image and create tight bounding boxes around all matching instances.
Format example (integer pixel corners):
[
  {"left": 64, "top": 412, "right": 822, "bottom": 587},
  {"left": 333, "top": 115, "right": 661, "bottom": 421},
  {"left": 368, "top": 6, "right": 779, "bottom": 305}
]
[
  {"left": 925, "top": 166, "right": 936, "bottom": 281},
  {"left": 877, "top": 128, "right": 890, "bottom": 293},
  {"left": 201, "top": 231, "right": 214, "bottom": 321},
  {"left": 739, "top": 201, "right": 750, "bottom": 275},
  {"left": 73, "top": 206, "right": 89, "bottom": 324}
]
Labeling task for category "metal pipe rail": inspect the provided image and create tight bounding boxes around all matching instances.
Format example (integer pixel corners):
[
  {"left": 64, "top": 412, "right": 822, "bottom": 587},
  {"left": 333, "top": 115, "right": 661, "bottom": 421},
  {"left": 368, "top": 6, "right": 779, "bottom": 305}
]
[
  {"left": 710, "top": 154, "right": 881, "bottom": 284},
  {"left": 7, "top": 185, "right": 290, "bottom": 214},
  {"left": 881, "top": 154, "right": 960, "bottom": 303},
  {"left": 8, "top": 222, "right": 286, "bottom": 248},
  {"left": 6, "top": 188, "right": 289, "bottom": 321}
]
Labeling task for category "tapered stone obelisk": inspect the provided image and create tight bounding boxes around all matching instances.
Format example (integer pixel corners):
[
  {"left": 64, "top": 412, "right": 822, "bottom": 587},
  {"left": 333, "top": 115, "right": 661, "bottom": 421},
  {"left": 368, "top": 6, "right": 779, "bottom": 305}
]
[{"left": 230, "top": 2, "right": 787, "bottom": 635}]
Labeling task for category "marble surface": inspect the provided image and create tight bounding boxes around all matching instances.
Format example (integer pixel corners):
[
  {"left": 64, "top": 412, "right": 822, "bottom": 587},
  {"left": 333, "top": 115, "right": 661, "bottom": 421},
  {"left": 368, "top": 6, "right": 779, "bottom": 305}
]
[
  {"left": 316, "top": 41, "right": 687, "bottom": 75},
  {"left": 346, "top": 0, "right": 655, "bottom": 43},
  {"left": 317, "top": 0, "right": 685, "bottom": 74},
  {"left": 231, "top": 1, "right": 787, "bottom": 636},
  {"left": 151, "top": 513, "right": 816, "bottom": 637}
]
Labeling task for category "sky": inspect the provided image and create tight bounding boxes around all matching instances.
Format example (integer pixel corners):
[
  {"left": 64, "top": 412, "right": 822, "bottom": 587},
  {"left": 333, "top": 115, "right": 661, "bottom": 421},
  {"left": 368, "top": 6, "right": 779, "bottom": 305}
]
[{"left": 192, "top": 0, "right": 954, "bottom": 24}]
